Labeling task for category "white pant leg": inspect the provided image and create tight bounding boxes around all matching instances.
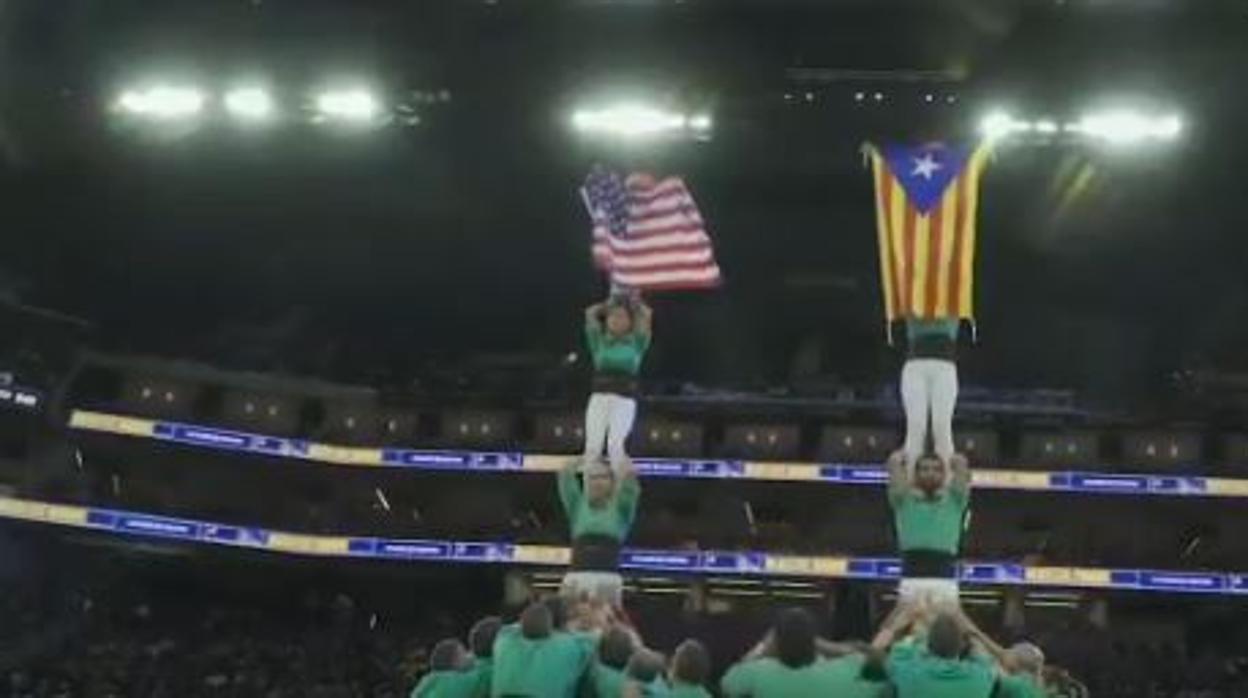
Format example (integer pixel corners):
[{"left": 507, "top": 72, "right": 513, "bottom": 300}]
[
  {"left": 900, "top": 360, "right": 931, "bottom": 466},
  {"left": 605, "top": 395, "right": 637, "bottom": 472},
  {"left": 929, "top": 361, "right": 959, "bottom": 463},
  {"left": 898, "top": 578, "right": 961, "bottom": 612},
  {"left": 583, "top": 393, "right": 611, "bottom": 464}
]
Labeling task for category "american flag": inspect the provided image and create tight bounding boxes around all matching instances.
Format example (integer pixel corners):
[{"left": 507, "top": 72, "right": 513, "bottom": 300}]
[{"left": 580, "top": 165, "right": 721, "bottom": 292}]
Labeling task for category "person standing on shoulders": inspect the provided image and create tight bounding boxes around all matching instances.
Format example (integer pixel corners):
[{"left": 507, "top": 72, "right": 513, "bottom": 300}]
[
  {"left": 886, "top": 448, "right": 971, "bottom": 611},
  {"left": 582, "top": 296, "right": 652, "bottom": 473}
]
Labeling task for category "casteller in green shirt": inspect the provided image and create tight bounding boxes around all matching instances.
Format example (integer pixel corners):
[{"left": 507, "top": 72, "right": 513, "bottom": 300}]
[
  {"left": 997, "top": 673, "right": 1049, "bottom": 698},
  {"left": 664, "top": 681, "right": 711, "bottom": 698},
  {"left": 411, "top": 668, "right": 482, "bottom": 698},
  {"left": 559, "top": 466, "right": 640, "bottom": 541},
  {"left": 491, "top": 624, "right": 595, "bottom": 698},
  {"left": 886, "top": 642, "right": 997, "bottom": 698},
  {"left": 721, "top": 655, "right": 885, "bottom": 698},
  {"left": 585, "top": 322, "right": 651, "bottom": 377},
  {"left": 890, "top": 479, "right": 969, "bottom": 554}
]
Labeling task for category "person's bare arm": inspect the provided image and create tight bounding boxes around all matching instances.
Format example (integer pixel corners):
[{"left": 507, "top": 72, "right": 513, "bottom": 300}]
[
  {"left": 953, "top": 606, "right": 1016, "bottom": 672},
  {"left": 816, "top": 639, "right": 870, "bottom": 658},
  {"left": 871, "top": 602, "right": 919, "bottom": 651},
  {"left": 948, "top": 452, "right": 971, "bottom": 495},
  {"left": 585, "top": 303, "right": 605, "bottom": 328},
  {"left": 634, "top": 300, "right": 653, "bottom": 338},
  {"left": 886, "top": 449, "right": 909, "bottom": 504},
  {"left": 743, "top": 630, "right": 775, "bottom": 661}
]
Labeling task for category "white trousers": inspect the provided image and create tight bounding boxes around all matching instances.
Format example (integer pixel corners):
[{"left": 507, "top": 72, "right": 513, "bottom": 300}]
[
  {"left": 583, "top": 392, "right": 637, "bottom": 471},
  {"left": 898, "top": 578, "right": 961, "bottom": 611},
  {"left": 900, "top": 359, "right": 958, "bottom": 465},
  {"left": 561, "top": 571, "right": 624, "bottom": 608}
]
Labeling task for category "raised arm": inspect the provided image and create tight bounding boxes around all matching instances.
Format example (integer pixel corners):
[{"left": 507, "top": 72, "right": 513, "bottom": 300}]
[
  {"left": 558, "top": 458, "right": 583, "bottom": 517},
  {"left": 886, "top": 449, "right": 910, "bottom": 505},
  {"left": 948, "top": 452, "right": 971, "bottom": 496},
  {"left": 585, "top": 303, "right": 606, "bottom": 328},
  {"left": 615, "top": 457, "right": 641, "bottom": 524},
  {"left": 634, "top": 300, "right": 653, "bottom": 338},
  {"left": 952, "top": 606, "right": 1016, "bottom": 672},
  {"left": 871, "top": 602, "right": 921, "bottom": 652}
]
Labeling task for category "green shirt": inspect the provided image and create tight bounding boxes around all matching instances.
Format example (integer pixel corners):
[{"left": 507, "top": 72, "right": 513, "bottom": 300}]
[
  {"left": 558, "top": 467, "right": 641, "bottom": 541},
  {"left": 411, "top": 668, "right": 482, "bottom": 698},
  {"left": 905, "top": 318, "right": 959, "bottom": 342},
  {"left": 890, "top": 481, "right": 969, "bottom": 554},
  {"left": 491, "top": 626, "right": 595, "bottom": 698},
  {"left": 585, "top": 323, "right": 650, "bottom": 376},
  {"left": 589, "top": 663, "right": 627, "bottom": 698},
  {"left": 997, "top": 673, "right": 1048, "bottom": 698},
  {"left": 886, "top": 643, "right": 997, "bottom": 698},
  {"left": 721, "top": 655, "right": 885, "bottom": 698},
  {"left": 665, "top": 682, "right": 712, "bottom": 698}
]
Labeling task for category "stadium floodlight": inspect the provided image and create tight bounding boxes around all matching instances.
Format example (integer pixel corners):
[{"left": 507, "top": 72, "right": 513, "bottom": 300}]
[
  {"left": 224, "top": 87, "right": 274, "bottom": 121},
  {"left": 1033, "top": 119, "right": 1059, "bottom": 134},
  {"left": 315, "top": 89, "right": 380, "bottom": 121},
  {"left": 1069, "top": 109, "right": 1183, "bottom": 145},
  {"left": 116, "top": 85, "right": 205, "bottom": 119},
  {"left": 978, "top": 110, "right": 1028, "bottom": 141},
  {"left": 689, "top": 113, "right": 712, "bottom": 132},
  {"left": 570, "top": 103, "right": 691, "bottom": 139}
]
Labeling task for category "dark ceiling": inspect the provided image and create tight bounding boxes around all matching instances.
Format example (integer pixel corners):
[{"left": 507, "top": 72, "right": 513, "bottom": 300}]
[{"left": 1, "top": 0, "right": 1247, "bottom": 405}]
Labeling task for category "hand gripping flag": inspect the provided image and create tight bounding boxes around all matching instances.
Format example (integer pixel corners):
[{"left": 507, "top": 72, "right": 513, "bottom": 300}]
[{"left": 865, "top": 142, "right": 990, "bottom": 323}]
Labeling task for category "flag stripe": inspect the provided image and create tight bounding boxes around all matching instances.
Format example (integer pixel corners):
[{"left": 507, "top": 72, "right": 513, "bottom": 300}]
[
  {"left": 886, "top": 174, "right": 909, "bottom": 317},
  {"left": 924, "top": 200, "right": 944, "bottom": 318},
  {"left": 872, "top": 155, "right": 898, "bottom": 320},
  {"left": 948, "top": 169, "right": 969, "bottom": 316},
  {"left": 934, "top": 184, "right": 958, "bottom": 317},
  {"left": 902, "top": 201, "right": 918, "bottom": 317},
  {"left": 959, "top": 152, "right": 982, "bottom": 316}
]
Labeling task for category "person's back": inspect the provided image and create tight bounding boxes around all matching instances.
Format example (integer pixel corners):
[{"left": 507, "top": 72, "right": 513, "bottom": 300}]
[
  {"left": 885, "top": 618, "right": 997, "bottom": 698},
  {"left": 721, "top": 655, "right": 883, "bottom": 698},
  {"left": 721, "top": 609, "right": 883, "bottom": 698},
  {"left": 492, "top": 604, "right": 594, "bottom": 698},
  {"left": 413, "top": 639, "right": 480, "bottom": 698}
]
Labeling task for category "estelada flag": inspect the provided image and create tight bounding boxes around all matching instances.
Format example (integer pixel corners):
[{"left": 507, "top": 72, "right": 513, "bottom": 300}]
[{"left": 866, "top": 142, "right": 991, "bottom": 323}]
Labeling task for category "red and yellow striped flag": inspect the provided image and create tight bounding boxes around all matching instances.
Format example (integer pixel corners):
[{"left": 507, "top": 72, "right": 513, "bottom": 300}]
[{"left": 867, "top": 142, "right": 991, "bottom": 322}]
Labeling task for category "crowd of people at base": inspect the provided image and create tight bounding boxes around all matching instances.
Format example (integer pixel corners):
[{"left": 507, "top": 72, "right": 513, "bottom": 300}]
[{"left": 416, "top": 585, "right": 1090, "bottom": 698}]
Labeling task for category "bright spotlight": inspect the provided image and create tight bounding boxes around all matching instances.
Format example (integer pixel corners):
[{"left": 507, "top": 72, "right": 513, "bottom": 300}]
[
  {"left": 225, "top": 87, "right": 274, "bottom": 120},
  {"left": 116, "top": 85, "right": 204, "bottom": 119},
  {"left": 1033, "top": 120, "right": 1059, "bottom": 134},
  {"left": 689, "top": 114, "right": 712, "bottom": 131},
  {"left": 569, "top": 103, "right": 688, "bottom": 138},
  {"left": 1071, "top": 109, "right": 1183, "bottom": 145},
  {"left": 979, "top": 111, "right": 1020, "bottom": 140},
  {"left": 316, "top": 90, "right": 380, "bottom": 121}
]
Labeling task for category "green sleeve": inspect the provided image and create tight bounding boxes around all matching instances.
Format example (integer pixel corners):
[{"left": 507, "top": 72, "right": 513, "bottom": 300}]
[
  {"left": 559, "top": 468, "right": 582, "bottom": 520},
  {"left": 888, "top": 487, "right": 910, "bottom": 512},
  {"left": 948, "top": 478, "right": 970, "bottom": 512},
  {"left": 584, "top": 322, "right": 604, "bottom": 357},
  {"left": 616, "top": 476, "right": 641, "bottom": 527},
  {"left": 720, "top": 661, "right": 754, "bottom": 697},
  {"left": 634, "top": 330, "right": 652, "bottom": 354}
]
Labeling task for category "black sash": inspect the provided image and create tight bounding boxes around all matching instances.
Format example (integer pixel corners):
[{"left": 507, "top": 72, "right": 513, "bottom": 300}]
[
  {"left": 571, "top": 534, "right": 622, "bottom": 572},
  {"left": 907, "top": 334, "right": 957, "bottom": 361},
  {"left": 901, "top": 550, "right": 958, "bottom": 579},
  {"left": 591, "top": 371, "right": 639, "bottom": 398}
]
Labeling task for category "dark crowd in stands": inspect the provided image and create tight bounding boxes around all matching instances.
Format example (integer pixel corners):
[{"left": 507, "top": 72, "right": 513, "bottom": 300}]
[{"left": 0, "top": 538, "right": 1246, "bottom": 698}]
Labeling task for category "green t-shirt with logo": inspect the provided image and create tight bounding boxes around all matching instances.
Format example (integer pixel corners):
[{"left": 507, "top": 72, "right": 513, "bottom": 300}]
[
  {"left": 721, "top": 655, "right": 885, "bottom": 698},
  {"left": 411, "top": 668, "right": 482, "bottom": 698},
  {"left": 585, "top": 323, "right": 650, "bottom": 376},
  {"left": 997, "top": 673, "right": 1048, "bottom": 698},
  {"left": 885, "top": 642, "right": 997, "bottom": 698},
  {"left": 558, "top": 468, "right": 641, "bottom": 541},
  {"left": 890, "top": 481, "right": 969, "bottom": 554},
  {"left": 491, "top": 625, "right": 595, "bottom": 698}
]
